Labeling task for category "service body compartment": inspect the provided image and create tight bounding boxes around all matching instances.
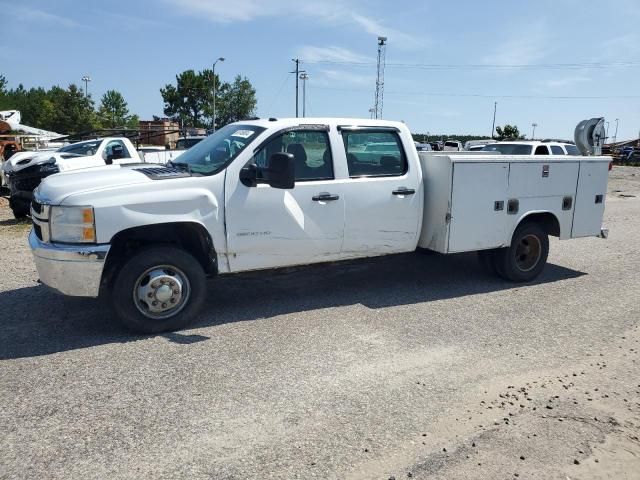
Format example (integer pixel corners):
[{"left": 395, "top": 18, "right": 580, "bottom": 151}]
[{"left": 418, "top": 153, "right": 610, "bottom": 254}]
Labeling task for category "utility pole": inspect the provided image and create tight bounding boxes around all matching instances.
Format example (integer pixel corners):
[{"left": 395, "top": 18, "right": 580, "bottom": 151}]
[
  {"left": 299, "top": 72, "right": 309, "bottom": 117},
  {"left": 81, "top": 75, "right": 92, "bottom": 98},
  {"left": 605, "top": 121, "right": 610, "bottom": 142},
  {"left": 291, "top": 59, "right": 300, "bottom": 117},
  {"left": 491, "top": 101, "right": 497, "bottom": 138},
  {"left": 374, "top": 37, "right": 387, "bottom": 119},
  {"left": 531, "top": 122, "right": 537, "bottom": 140},
  {"left": 613, "top": 118, "right": 619, "bottom": 144},
  {"left": 212, "top": 57, "right": 225, "bottom": 132}
]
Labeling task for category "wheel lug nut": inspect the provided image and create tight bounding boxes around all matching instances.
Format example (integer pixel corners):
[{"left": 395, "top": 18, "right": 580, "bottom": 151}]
[
  {"left": 173, "top": 289, "right": 179, "bottom": 295},
  {"left": 147, "top": 292, "right": 153, "bottom": 298},
  {"left": 170, "top": 298, "right": 176, "bottom": 304},
  {"left": 170, "top": 281, "right": 175, "bottom": 287},
  {"left": 162, "top": 303, "right": 168, "bottom": 308},
  {"left": 152, "top": 301, "right": 158, "bottom": 306}
]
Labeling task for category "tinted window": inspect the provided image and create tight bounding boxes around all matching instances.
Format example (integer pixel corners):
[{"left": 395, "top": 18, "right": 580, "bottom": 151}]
[
  {"left": 342, "top": 131, "right": 407, "bottom": 177},
  {"left": 564, "top": 144, "right": 580, "bottom": 155},
  {"left": 176, "top": 138, "right": 204, "bottom": 149},
  {"left": 482, "top": 144, "right": 533, "bottom": 155},
  {"left": 444, "top": 141, "right": 459, "bottom": 147},
  {"left": 103, "top": 140, "right": 131, "bottom": 160},
  {"left": 550, "top": 145, "right": 565, "bottom": 155},
  {"left": 253, "top": 129, "right": 333, "bottom": 182},
  {"left": 534, "top": 146, "right": 549, "bottom": 155}
]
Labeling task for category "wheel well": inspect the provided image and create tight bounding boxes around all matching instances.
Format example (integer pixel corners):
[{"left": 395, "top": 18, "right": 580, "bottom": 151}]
[
  {"left": 519, "top": 212, "right": 561, "bottom": 237},
  {"left": 102, "top": 222, "right": 217, "bottom": 288}
]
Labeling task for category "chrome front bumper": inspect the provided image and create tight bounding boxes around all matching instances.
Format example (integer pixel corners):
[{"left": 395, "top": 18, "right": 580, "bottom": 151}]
[{"left": 29, "top": 229, "right": 110, "bottom": 297}]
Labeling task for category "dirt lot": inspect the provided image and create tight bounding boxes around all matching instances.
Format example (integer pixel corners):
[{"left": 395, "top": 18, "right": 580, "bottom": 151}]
[{"left": 1, "top": 168, "right": 639, "bottom": 479}]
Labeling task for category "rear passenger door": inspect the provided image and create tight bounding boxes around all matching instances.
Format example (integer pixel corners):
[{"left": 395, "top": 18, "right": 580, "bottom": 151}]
[{"left": 340, "top": 128, "right": 421, "bottom": 255}]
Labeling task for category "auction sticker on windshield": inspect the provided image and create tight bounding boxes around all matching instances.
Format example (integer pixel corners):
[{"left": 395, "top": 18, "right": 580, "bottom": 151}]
[{"left": 231, "top": 130, "right": 256, "bottom": 139}]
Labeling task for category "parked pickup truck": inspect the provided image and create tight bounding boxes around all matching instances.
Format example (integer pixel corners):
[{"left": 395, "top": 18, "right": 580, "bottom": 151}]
[
  {"left": 28, "top": 118, "right": 610, "bottom": 333},
  {"left": 3, "top": 137, "right": 144, "bottom": 218}
]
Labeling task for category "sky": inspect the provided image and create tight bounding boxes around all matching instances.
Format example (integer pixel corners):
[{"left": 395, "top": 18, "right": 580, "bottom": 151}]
[{"left": 2, "top": 0, "right": 640, "bottom": 140}]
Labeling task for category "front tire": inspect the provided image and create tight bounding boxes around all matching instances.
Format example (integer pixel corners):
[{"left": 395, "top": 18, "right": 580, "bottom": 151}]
[
  {"left": 495, "top": 222, "right": 549, "bottom": 282},
  {"left": 111, "top": 246, "right": 206, "bottom": 333}
]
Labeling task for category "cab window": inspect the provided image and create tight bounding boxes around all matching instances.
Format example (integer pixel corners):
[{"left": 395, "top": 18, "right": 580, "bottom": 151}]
[
  {"left": 534, "top": 145, "right": 550, "bottom": 155},
  {"left": 550, "top": 145, "right": 565, "bottom": 155},
  {"left": 103, "top": 140, "right": 131, "bottom": 161},
  {"left": 252, "top": 129, "right": 333, "bottom": 182},
  {"left": 342, "top": 130, "right": 407, "bottom": 177}
]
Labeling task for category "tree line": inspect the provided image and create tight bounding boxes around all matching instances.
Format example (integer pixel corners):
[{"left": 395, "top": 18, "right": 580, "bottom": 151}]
[{"left": 0, "top": 70, "right": 258, "bottom": 135}]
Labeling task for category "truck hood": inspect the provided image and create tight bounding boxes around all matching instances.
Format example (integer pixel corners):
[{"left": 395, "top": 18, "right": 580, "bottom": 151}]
[{"left": 34, "top": 164, "right": 154, "bottom": 205}]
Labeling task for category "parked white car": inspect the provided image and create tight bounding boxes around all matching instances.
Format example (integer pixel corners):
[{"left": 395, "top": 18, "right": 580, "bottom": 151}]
[
  {"left": 443, "top": 140, "right": 463, "bottom": 151},
  {"left": 481, "top": 141, "right": 581, "bottom": 156},
  {"left": 28, "top": 118, "right": 610, "bottom": 333},
  {"left": 464, "top": 139, "right": 497, "bottom": 151}
]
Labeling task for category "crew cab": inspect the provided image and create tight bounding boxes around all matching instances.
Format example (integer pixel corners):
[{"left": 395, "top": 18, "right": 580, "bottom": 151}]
[
  {"left": 28, "top": 118, "right": 610, "bottom": 333},
  {"left": 3, "top": 137, "right": 143, "bottom": 218}
]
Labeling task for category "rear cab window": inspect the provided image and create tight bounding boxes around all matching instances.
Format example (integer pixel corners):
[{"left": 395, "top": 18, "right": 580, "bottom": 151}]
[
  {"left": 341, "top": 130, "right": 407, "bottom": 177},
  {"left": 550, "top": 145, "right": 565, "bottom": 155},
  {"left": 534, "top": 145, "right": 550, "bottom": 155}
]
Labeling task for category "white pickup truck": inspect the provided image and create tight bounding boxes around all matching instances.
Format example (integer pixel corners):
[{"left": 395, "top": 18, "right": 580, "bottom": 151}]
[
  {"left": 28, "top": 118, "right": 610, "bottom": 333},
  {"left": 3, "top": 137, "right": 142, "bottom": 218}
]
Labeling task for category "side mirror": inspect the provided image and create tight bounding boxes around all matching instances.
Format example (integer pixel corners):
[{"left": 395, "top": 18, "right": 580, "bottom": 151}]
[
  {"left": 262, "top": 152, "right": 295, "bottom": 189},
  {"left": 105, "top": 154, "right": 114, "bottom": 165},
  {"left": 239, "top": 163, "right": 258, "bottom": 187}
]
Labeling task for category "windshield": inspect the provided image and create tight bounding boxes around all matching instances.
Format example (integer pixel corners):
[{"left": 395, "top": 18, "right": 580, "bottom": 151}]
[
  {"left": 173, "top": 124, "right": 265, "bottom": 175},
  {"left": 58, "top": 140, "right": 103, "bottom": 156},
  {"left": 482, "top": 144, "right": 533, "bottom": 155}
]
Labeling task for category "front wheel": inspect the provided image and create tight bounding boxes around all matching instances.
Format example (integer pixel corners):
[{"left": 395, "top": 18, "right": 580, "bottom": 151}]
[
  {"left": 495, "top": 222, "right": 549, "bottom": 282},
  {"left": 111, "top": 246, "right": 207, "bottom": 333}
]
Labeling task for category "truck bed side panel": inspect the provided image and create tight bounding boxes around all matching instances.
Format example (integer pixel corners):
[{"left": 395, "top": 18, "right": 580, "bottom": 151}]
[
  {"left": 448, "top": 162, "right": 509, "bottom": 253},
  {"left": 571, "top": 161, "right": 609, "bottom": 237}
]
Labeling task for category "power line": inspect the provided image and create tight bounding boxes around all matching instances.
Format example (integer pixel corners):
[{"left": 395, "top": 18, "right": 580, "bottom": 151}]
[
  {"left": 302, "top": 60, "right": 640, "bottom": 70},
  {"left": 307, "top": 85, "right": 640, "bottom": 99}
]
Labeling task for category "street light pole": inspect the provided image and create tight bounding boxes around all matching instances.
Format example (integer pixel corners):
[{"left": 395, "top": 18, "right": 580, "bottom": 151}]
[
  {"left": 212, "top": 57, "right": 225, "bottom": 132},
  {"left": 531, "top": 123, "right": 537, "bottom": 140},
  {"left": 81, "top": 75, "right": 91, "bottom": 97},
  {"left": 613, "top": 118, "right": 619, "bottom": 145},
  {"left": 299, "top": 72, "right": 308, "bottom": 117},
  {"left": 491, "top": 101, "right": 497, "bottom": 138}
]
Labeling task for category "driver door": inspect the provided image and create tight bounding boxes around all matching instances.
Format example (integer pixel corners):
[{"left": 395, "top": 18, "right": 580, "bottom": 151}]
[{"left": 225, "top": 127, "right": 345, "bottom": 272}]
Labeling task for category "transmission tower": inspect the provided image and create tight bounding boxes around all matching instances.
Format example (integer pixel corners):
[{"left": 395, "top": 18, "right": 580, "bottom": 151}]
[{"left": 374, "top": 36, "right": 387, "bottom": 119}]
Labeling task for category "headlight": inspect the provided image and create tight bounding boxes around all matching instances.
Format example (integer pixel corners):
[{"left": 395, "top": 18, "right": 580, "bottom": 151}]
[{"left": 50, "top": 206, "right": 96, "bottom": 243}]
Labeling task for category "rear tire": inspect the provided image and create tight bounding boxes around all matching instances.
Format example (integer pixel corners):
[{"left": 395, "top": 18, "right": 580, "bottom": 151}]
[
  {"left": 111, "top": 246, "right": 206, "bottom": 333},
  {"left": 495, "top": 222, "right": 549, "bottom": 282}
]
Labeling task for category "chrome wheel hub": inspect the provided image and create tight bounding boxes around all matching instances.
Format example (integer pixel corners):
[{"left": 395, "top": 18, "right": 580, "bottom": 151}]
[{"left": 134, "top": 266, "right": 190, "bottom": 319}]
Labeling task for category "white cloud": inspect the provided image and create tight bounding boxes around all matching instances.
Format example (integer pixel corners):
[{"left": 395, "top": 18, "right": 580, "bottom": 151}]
[
  {"left": 296, "top": 46, "right": 371, "bottom": 64},
  {"left": 2, "top": 3, "right": 78, "bottom": 28},
  {"left": 316, "top": 69, "right": 373, "bottom": 87},
  {"left": 164, "top": 0, "right": 424, "bottom": 49},
  {"left": 482, "top": 21, "right": 550, "bottom": 66},
  {"left": 543, "top": 75, "right": 592, "bottom": 88}
]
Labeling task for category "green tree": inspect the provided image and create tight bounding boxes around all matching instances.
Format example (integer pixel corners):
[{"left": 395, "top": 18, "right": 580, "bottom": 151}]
[
  {"left": 0, "top": 75, "right": 7, "bottom": 95},
  {"left": 495, "top": 124, "right": 521, "bottom": 140},
  {"left": 216, "top": 75, "right": 257, "bottom": 127},
  {"left": 46, "top": 84, "right": 98, "bottom": 134},
  {"left": 98, "top": 90, "right": 138, "bottom": 128},
  {"left": 160, "top": 69, "right": 217, "bottom": 128}
]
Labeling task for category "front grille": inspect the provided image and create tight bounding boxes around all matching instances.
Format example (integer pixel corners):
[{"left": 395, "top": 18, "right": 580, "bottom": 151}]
[
  {"left": 33, "top": 222, "right": 43, "bottom": 240},
  {"left": 31, "top": 200, "right": 42, "bottom": 215}
]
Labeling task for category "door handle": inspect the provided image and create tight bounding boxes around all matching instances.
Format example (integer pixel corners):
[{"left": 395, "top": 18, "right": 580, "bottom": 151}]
[
  {"left": 312, "top": 192, "right": 340, "bottom": 202},
  {"left": 392, "top": 187, "right": 416, "bottom": 196}
]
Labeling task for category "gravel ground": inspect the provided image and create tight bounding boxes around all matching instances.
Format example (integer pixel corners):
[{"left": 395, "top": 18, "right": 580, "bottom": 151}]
[{"left": 0, "top": 167, "right": 639, "bottom": 480}]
